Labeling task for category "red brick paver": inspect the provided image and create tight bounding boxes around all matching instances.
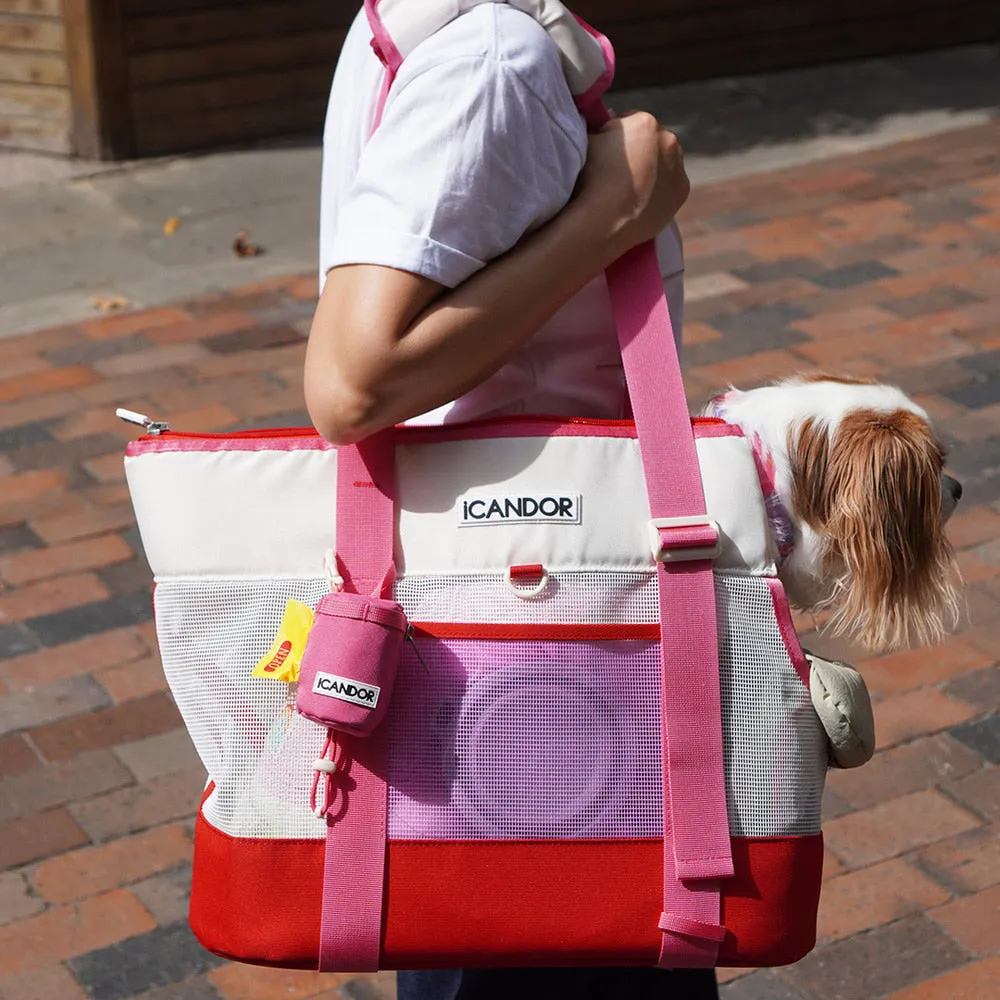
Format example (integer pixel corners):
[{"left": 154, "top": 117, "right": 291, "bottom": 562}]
[{"left": 1, "top": 123, "right": 999, "bottom": 1000}]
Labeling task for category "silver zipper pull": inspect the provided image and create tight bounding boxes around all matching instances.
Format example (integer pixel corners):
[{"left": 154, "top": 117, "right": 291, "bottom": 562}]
[
  {"left": 405, "top": 625, "right": 431, "bottom": 674},
  {"left": 116, "top": 408, "right": 171, "bottom": 435}
]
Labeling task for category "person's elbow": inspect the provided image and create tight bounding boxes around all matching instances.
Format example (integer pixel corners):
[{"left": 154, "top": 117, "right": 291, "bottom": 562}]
[{"left": 305, "top": 373, "right": 381, "bottom": 446}]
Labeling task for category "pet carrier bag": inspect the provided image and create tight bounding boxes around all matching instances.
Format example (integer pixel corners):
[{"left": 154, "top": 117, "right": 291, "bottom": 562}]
[{"left": 122, "top": 0, "right": 830, "bottom": 974}]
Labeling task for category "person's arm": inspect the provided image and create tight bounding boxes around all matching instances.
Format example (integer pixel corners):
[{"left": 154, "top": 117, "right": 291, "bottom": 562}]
[{"left": 305, "top": 112, "right": 689, "bottom": 444}]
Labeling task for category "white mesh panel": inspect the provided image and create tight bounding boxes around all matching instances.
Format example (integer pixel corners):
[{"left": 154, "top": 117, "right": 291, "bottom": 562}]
[
  {"left": 153, "top": 578, "right": 331, "bottom": 839},
  {"left": 395, "top": 570, "right": 659, "bottom": 624},
  {"left": 153, "top": 572, "right": 825, "bottom": 841}
]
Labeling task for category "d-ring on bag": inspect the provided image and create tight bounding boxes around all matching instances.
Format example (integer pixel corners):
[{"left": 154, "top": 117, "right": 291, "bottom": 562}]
[{"left": 122, "top": 0, "right": 830, "bottom": 973}]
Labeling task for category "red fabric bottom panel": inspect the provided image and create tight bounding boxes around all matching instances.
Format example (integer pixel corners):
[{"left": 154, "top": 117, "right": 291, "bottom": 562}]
[{"left": 189, "top": 810, "right": 822, "bottom": 970}]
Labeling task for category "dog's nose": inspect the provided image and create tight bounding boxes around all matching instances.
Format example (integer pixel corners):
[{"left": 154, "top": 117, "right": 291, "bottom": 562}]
[{"left": 942, "top": 475, "right": 963, "bottom": 519}]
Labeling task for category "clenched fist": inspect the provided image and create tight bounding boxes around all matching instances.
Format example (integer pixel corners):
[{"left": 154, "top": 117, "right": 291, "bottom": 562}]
[{"left": 576, "top": 111, "right": 690, "bottom": 257}]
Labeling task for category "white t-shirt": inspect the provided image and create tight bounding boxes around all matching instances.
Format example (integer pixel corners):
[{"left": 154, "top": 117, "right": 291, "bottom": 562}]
[{"left": 319, "top": 3, "right": 683, "bottom": 424}]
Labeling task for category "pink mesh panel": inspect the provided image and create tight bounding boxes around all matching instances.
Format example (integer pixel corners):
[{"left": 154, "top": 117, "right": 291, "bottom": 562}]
[{"left": 386, "top": 639, "right": 662, "bottom": 840}]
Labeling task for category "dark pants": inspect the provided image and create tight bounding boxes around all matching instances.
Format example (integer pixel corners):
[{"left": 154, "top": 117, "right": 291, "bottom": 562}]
[{"left": 397, "top": 968, "right": 720, "bottom": 1000}]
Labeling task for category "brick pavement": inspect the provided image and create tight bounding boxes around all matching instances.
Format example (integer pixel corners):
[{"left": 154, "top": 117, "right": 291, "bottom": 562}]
[{"left": 1, "top": 120, "right": 998, "bottom": 1000}]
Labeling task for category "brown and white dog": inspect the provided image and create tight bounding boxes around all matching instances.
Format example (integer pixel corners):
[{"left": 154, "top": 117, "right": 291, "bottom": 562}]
[{"left": 708, "top": 375, "right": 963, "bottom": 651}]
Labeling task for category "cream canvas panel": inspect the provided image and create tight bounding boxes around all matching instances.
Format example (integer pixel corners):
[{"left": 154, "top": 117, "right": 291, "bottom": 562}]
[{"left": 125, "top": 433, "right": 775, "bottom": 580}]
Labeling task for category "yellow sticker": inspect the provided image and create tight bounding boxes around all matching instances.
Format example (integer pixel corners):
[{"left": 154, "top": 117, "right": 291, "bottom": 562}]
[{"left": 252, "top": 599, "right": 315, "bottom": 682}]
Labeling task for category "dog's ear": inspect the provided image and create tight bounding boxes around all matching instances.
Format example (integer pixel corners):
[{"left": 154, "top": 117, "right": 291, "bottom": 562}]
[
  {"left": 788, "top": 416, "right": 833, "bottom": 527},
  {"left": 816, "top": 409, "right": 961, "bottom": 650}
]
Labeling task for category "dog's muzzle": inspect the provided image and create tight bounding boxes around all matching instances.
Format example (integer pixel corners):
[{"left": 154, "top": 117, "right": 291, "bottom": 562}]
[{"left": 942, "top": 474, "right": 963, "bottom": 520}]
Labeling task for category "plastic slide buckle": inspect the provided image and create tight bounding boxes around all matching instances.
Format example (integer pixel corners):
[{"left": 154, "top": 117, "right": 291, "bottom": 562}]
[{"left": 648, "top": 516, "right": 721, "bottom": 563}]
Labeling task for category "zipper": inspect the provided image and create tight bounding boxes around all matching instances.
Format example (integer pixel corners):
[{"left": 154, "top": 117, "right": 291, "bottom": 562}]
[
  {"left": 116, "top": 408, "right": 172, "bottom": 435},
  {"left": 120, "top": 411, "right": 726, "bottom": 442}
]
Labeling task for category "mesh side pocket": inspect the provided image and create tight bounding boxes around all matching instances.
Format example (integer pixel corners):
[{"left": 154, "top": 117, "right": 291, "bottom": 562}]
[
  {"left": 716, "top": 575, "right": 827, "bottom": 837},
  {"left": 153, "top": 578, "right": 332, "bottom": 839}
]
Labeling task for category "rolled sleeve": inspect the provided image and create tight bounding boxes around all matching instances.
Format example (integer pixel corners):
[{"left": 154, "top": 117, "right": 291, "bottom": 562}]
[
  {"left": 321, "top": 28, "right": 586, "bottom": 289},
  {"left": 324, "top": 228, "right": 486, "bottom": 288}
]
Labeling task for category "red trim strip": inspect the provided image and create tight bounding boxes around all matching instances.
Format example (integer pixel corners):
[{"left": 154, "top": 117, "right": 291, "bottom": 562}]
[
  {"left": 125, "top": 436, "right": 331, "bottom": 457},
  {"left": 125, "top": 415, "right": 735, "bottom": 455},
  {"left": 410, "top": 623, "right": 661, "bottom": 641},
  {"left": 694, "top": 421, "right": 744, "bottom": 439}
]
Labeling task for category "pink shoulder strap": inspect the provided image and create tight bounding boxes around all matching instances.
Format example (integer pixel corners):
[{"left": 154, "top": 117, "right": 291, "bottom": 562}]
[{"left": 323, "top": 1, "right": 733, "bottom": 972}]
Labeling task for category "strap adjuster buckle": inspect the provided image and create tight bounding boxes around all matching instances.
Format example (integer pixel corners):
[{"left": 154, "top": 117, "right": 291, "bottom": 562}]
[{"left": 648, "top": 516, "right": 721, "bottom": 563}]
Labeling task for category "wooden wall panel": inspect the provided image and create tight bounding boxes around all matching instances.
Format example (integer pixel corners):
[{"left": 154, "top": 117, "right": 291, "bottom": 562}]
[
  {"left": 611, "top": 5, "right": 1000, "bottom": 89},
  {"left": 122, "top": 0, "right": 355, "bottom": 156},
  {"left": 576, "top": 0, "right": 1000, "bottom": 88},
  {"left": 0, "top": 0, "right": 69, "bottom": 152}
]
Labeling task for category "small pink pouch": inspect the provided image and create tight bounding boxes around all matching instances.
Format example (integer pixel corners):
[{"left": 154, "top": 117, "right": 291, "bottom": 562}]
[{"left": 295, "top": 591, "right": 408, "bottom": 737}]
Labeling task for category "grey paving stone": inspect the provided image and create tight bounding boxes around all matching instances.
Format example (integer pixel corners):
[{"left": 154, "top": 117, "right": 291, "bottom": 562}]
[
  {"left": 944, "top": 376, "right": 1000, "bottom": 409},
  {"left": 27, "top": 590, "right": 154, "bottom": 646},
  {"left": 227, "top": 410, "right": 313, "bottom": 432},
  {"left": 46, "top": 333, "right": 154, "bottom": 367},
  {"left": 959, "top": 349, "right": 1000, "bottom": 376},
  {"left": 682, "top": 326, "right": 810, "bottom": 367},
  {"left": 0, "top": 422, "right": 56, "bottom": 452},
  {"left": 903, "top": 186, "right": 989, "bottom": 225},
  {"left": 891, "top": 361, "right": 979, "bottom": 395},
  {"left": 0, "top": 675, "right": 111, "bottom": 738},
  {"left": 68, "top": 922, "right": 224, "bottom": 1000},
  {"left": 685, "top": 250, "right": 759, "bottom": 279},
  {"left": 720, "top": 971, "right": 808, "bottom": 1000},
  {"left": 707, "top": 303, "right": 812, "bottom": 336},
  {"left": 132, "top": 976, "right": 223, "bottom": 1000},
  {"left": 0, "top": 522, "right": 44, "bottom": 555},
  {"left": 903, "top": 181, "right": 982, "bottom": 204},
  {"left": 130, "top": 865, "right": 194, "bottom": 926},
  {"left": 6, "top": 432, "right": 126, "bottom": 473},
  {"left": 810, "top": 260, "right": 900, "bottom": 288},
  {"left": 872, "top": 155, "right": 939, "bottom": 177},
  {"left": 960, "top": 474, "right": 1000, "bottom": 508},
  {"left": 910, "top": 200, "right": 989, "bottom": 226},
  {"left": 884, "top": 286, "right": 984, "bottom": 319},
  {"left": 97, "top": 558, "right": 154, "bottom": 597},
  {"left": 943, "top": 438, "right": 1000, "bottom": 479},
  {"left": 0, "top": 623, "right": 39, "bottom": 660},
  {"left": 780, "top": 916, "right": 969, "bottom": 1000},
  {"left": 732, "top": 257, "right": 824, "bottom": 284},
  {"left": 339, "top": 973, "right": 398, "bottom": 1000},
  {"left": 825, "top": 233, "right": 920, "bottom": 263},
  {"left": 949, "top": 714, "right": 1000, "bottom": 764},
  {"left": 0, "top": 748, "right": 133, "bottom": 824},
  {"left": 246, "top": 299, "right": 317, "bottom": 326},
  {"left": 946, "top": 669, "right": 1000, "bottom": 712},
  {"left": 203, "top": 321, "right": 305, "bottom": 354},
  {"left": 69, "top": 766, "right": 204, "bottom": 841},
  {"left": 705, "top": 209, "right": 771, "bottom": 229},
  {"left": 120, "top": 525, "right": 147, "bottom": 560},
  {"left": 115, "top": 730, "right": 200, "bottom": 784},
  {"left": 822, "top": 785, "right": 855, "bottom": 821}
]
